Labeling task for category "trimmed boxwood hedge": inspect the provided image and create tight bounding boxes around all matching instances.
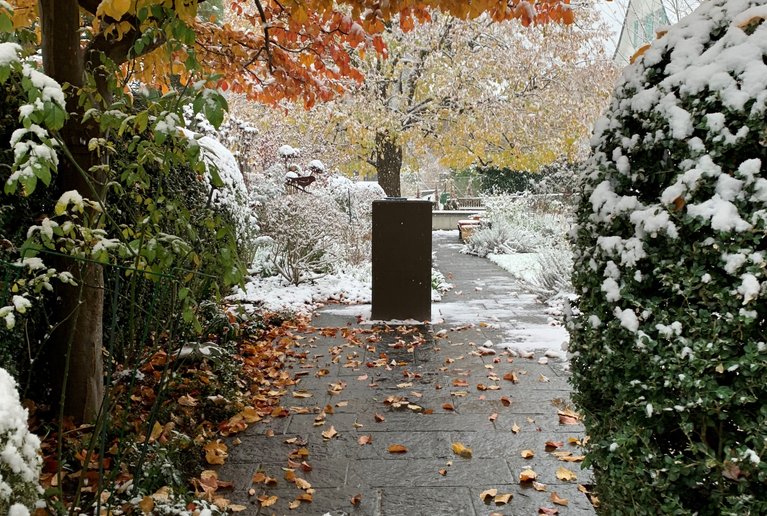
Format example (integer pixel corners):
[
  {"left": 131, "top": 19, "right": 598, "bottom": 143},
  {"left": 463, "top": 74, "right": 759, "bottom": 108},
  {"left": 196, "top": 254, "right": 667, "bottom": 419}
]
[{"left": 570, "top": 0, "right": 767, "bottom": 513}]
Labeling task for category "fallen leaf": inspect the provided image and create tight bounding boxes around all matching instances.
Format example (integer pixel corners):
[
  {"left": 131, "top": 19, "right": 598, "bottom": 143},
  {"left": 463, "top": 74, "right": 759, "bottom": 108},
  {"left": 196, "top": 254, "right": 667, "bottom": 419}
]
[
  {"left": 292, "top": 390, "right": 312, "bottom": 398},
  {"left": 494, "top": 493, "right": 513, "bottom": 505},
  {"left": 203, "top": 440, "right": 228, "bottom": 465},
  {"left": 521, "top": 449, "right": 535, "bottom": 459},
  {"left": 442, "top": 403, "right": 455, "bottom": 411},
  {"left": 374, "top": 413, "right": 385, "bottom": 423},
  {"left": 321, "top": 426, "right": 338, "bottom": 440},
  {"left": 229, "top": 504, "right": 247, "bottom": 512},
  {"left": 503, "top": 372, "right": 519, "bottom": 383},
  {"left": 551, "top": 492, "right": 569, "bottom": 506},
  {"left": 358, "top": 435, "right": 372, "bottom": 445},
  {"left": 567, "top": 437, "right": 581, "bottom": 446},
  {"left": 557, "top": 408, "right": 580, "bottom": 425},
  {"left": 288, "top": 500, "right": 301, "bottom": 510},
  {"left": 438, "top": 468, "right": 447, "bottom": 476},
  {"left": 451, "top": 442, "right": 473, "bottom": 458},
  {"left": 556, "top": 466, "right": 577, "bottom": 482},
  {"left": 500, "top": 396, "right": 512, "bottom": 407},
  {"left": 488, "top": 412, "right": 498, "bottom": 422},
  {"left": 480, "top": 488, "right": 498, "bottom": 502},
  {"left": 545, "top": 441, "right": 564, "bottom": 450},
  {"left": 388, "top": 444, "right": 408, "bottom": 454},
  {"left": 533, "top": 481, "right": 547, "bottom": 492},
  {"left": 295, "top": 478, "right": 311, "bottom": 490},
  {"left": 511, "top": 423, "right": 520, "bottom": 434},
  {"left": 178, "top": 395, "right": 198, "bottom": 407},
  {"left": 538, "top": 508, "right": 559, "bottom": 515},
  {"left": 452, "top": 379, "right": 469, "bottom": 387},
  {"left": 259, "top": 495, "right": 278, "bottom": 507},
  {"left": 519, "top": 469, "right": 538, "bottom": 482},
  {"left": 351, "top": 494, "right": 362, "bottom": 506},
  {"left": 138, "top": 496, "right": 154, "bottom": 514}
]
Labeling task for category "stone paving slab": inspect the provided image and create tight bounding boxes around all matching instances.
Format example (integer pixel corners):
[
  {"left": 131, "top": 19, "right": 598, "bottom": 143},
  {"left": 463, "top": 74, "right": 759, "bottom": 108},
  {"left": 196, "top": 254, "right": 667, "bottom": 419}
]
[{"left": 217, "top": 233, "right": 594, "bottom": 515}]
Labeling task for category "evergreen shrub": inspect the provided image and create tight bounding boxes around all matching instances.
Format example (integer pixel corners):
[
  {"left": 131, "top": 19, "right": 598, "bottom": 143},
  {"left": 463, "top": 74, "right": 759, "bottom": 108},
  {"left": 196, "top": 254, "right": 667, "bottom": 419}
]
[{"left": 570, "top": 0, "right": 767, "bottom": 513}]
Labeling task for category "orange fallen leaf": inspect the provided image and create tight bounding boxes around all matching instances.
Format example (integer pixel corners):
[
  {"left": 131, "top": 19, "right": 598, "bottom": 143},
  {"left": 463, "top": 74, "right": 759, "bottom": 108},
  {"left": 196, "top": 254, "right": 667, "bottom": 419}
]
[
  {"left": 519, "top": 469, "right": 538, "bottom": 482},
  {"left": 288, "top": 499, "right": 301, "bottom": 510},
  {"left": 538, "top": 508, "right": 559, "bottom": 515},
  {"left": 488, "top": 412, "right": 498, "bottom": 422},
  {"left": 545, "top": 440, "right": 564, "bottom": 450},
  {"left": 358, "top": 435, "right": 372, "bottom": 445},
  {"left": 438, "top": 468, "right": 447, "bottom": 476},
  {"left": 452, "top": 379, "right": 469, "bottom": 387},
  {"left": 558, "top": 409, "right": 580, "bottom": 425},
  {"left": 521, "top": 449, "right": 535, "bottom": 459},
  {"left": 503, "top": 372, "right": 519, "bottom": 383},
  {"left": 374, "top": 413, "right": 385, "bottom": 423},
  {"left": 351, "top": 494, "right": 362, "bottom": 506},
  {"left": 500, "top": 396, "right": 512, "bottom": 407},
  {"left": 138, "top": 496, "right": 154, "bottom": 514},
  {"left": 295, "top": 478, "right": 311, "bottom": 490},
  {"left": 551, "top": 492, "right": 569, "bottom": 506},
  {"left": 442, "top": 403, "right": 455, "bottom": 411},
  {"left": 388, "top": 444, "right": 407, "bottom": 453}
]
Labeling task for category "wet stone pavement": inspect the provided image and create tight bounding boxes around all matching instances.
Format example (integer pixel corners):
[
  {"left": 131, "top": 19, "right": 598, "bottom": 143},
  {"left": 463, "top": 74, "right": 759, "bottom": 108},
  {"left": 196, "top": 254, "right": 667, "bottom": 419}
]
[{"left": 218, "top": 233, "right": 595, "bottom": 515}]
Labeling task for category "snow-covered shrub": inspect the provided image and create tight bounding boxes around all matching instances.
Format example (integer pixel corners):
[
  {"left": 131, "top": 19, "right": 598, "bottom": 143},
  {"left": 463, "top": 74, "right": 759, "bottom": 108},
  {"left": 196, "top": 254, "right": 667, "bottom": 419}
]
[
  {"left": 516, "top": 246, "right": 573, "bottom": 301},
  {"left": 570, "top": 1, "right": 767, "bottom": 512},
  {"left": 0, "top": 368, "right": 42, "bottom": 515},
  {"left": 257, "top": 195, "right": 346, "bottom": 285}
]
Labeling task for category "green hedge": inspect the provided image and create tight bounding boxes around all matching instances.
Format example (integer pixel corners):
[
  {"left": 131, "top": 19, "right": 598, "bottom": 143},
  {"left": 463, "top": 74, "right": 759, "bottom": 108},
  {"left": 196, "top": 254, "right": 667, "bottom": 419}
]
[{"left": 570, "top": 0, "right": 767, "bottom": 513}]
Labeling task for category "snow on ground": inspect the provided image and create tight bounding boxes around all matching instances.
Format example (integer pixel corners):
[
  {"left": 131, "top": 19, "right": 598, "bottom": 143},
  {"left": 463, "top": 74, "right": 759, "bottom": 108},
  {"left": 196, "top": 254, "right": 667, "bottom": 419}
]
[{"left": 487, "top": 252, "right": 541, "bottom": 283}]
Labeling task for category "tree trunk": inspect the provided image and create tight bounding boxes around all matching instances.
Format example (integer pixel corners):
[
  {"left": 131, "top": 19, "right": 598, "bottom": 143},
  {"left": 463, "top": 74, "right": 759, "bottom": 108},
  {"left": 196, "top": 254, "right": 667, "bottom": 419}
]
[
  {"left": 41, "top": 0, "right": 105, "bottom": 424},
  {"left": 374, "top": 131, "right": 403, "bottom": 197}
]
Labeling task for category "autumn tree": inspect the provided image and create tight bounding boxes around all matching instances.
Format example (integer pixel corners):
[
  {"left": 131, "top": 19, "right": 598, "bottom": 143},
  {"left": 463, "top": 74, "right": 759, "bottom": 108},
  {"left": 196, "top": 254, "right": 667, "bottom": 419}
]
[
  {"left": 311, "top": 5, "right": 616, "bottom": 196},
  {"left": 5, "top": 0, "right": 575, "bottom": 422}
]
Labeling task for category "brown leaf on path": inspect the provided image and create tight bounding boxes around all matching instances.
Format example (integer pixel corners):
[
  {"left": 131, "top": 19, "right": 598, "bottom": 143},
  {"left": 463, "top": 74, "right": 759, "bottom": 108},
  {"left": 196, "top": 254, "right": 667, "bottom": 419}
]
[
  {"left": 533, "top": 481, "right": 547, "bottom": 492},
  {"left": 521, "top": 449, "right": 534, "bottom": 459},
  {"left": 519, "top": 469, "right": 538, "bottom": 483},
  {"left": 480, "top": 488, "right": 498, "bottom": 502},
  {"left": 438, "top": 468, "right": 447, "bottom": 476},
  {"left": 229, "top": 504, "right": 247, "bottom": 512},
  {"left": 452, "top": 378, "right": 469, "bottom": 387},
  {"left": 351, "top": 494, "right": 362, "bottom": 506},
  {"left": 288, "top": 499, "right": 301, "bottom": 509},
  {"left": 503, "top": 372, "right": 519, "bottom": 383},
  {"left": 538, "top": 508, "right": 559, "bottom": 515},
  {"left": 556, "top": 466, "right": 577, "bottom": 481},
  {"left": 358, "top": 435, "right": 372, "bottom": 445},
  {"left": 295, "top": 477, "right": 311, "bottom": 490},
  {"left": 292, "top": 390, "right": 312, "bottom": 398},
  {"left": 511, "top": 423, "right": 520, "bottom": 434},
  {"left": 451, "top": 442, "right": 473, "bottom": 458},
  {"left": 374, "top": 413, "right": 385, "bottom": 422},
  {"left": 500, "top": 396, "right": 512, "bottom": 407},
  {"left": 545, "top": 440, "right": 564, "bottom": 450},
  {"left": 388, "top": 444, "right": 408, "bottom": 453},
  {"left": 259, "top": 495, "right": 278, "bottom": 507},
  {"left": 550, "top": 492, "right": 569, "bottom": 506},
  {"left": 252, "top": 472, "right": 278, "bottom": 486},
  {"left": 177, "top": 395, "right": 198, "bottom": 407},
  {"left": 321, "top": 426, "right": 338, "bottom": 440},
  {"left": 488, "top": 412, "right": 498, "bottom": 422},
  {"left": 494, "top": 493, "right": 513, "bottom": 505},
  {"left": 442, "top": 403, "right": 455, "bottom": 411},
  {"left": 557, "top": 408, "right": 580, "bottom": 425}
]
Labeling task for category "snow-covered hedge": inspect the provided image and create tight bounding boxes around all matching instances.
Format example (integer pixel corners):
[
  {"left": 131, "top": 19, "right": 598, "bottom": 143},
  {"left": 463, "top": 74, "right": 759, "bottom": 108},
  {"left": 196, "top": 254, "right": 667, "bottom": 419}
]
[
  {"left": 570, "top": 0, "right": 767, "bottom": 512},
  {"left": 0, "top": 368, "right": 42, "bottom": 515}
]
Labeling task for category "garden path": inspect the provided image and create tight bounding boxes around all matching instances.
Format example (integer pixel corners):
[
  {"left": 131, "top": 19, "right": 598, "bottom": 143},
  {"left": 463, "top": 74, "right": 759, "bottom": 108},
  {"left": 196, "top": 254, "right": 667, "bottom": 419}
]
[{"left": 218, "top": 233, "right": 595, "bottom": 515}]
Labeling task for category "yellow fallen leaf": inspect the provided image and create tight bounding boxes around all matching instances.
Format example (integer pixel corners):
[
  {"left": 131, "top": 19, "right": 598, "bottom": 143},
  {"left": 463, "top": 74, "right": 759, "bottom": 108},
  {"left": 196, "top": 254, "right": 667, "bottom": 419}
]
[
  {"left": 203, "top": 440, "right": 228, "bottom": 465},
  {"left": 229, "top": 504, "right": 247, "bottom": 512},
  {"left": 519, "top": 469, "right": 538, "bottom": 482},
  {"left": 451, "top": 442, "right": 473, "bottom": 458},
  {"left": 295, "top": 477, "right": 311, "bottom": 490},
  {"left": 533, "top": 481, "right": 547, "bottom": 491},
  {"left": 480, "top": 488, "right": 498, "bottom": 502},
  {"left": 551, "top": 491, "right": 569, "bottom": 506},
  {"left": 494, "top": 493, "right": 513, "bottom": 505},
  {"left": 288, "top": 499, "right": 301, "bottom": 509},
  {"left": 521, "top": 449, "right": 535, "bottom": 459},
  {"left": 556, "top": 466, "right": 577, "bottom": 481},
  {"left": 292, "top": 390, "right": 312, "bottom": 398},
  {"left": 321, "top": 426, "right": 338, "bottom": 440},
  {"left": 511, "top": 423, "right": 520, "bottom": 434},
  {"left": 388, "top": 444, "right": 408, "bottom": 453}
]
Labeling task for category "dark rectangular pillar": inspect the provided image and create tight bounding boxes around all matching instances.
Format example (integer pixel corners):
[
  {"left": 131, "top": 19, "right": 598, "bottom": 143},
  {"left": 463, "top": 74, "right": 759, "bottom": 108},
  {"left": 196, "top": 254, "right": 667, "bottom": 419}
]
[{"left": 371, "top": 199, "right": 432, "bottom": 321}]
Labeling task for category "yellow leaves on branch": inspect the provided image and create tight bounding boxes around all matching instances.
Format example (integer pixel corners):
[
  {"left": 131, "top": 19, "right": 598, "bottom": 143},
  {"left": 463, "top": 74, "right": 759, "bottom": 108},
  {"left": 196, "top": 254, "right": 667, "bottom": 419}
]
[{"left": 98, "top": 0, "right": 131, "bottom": 20}]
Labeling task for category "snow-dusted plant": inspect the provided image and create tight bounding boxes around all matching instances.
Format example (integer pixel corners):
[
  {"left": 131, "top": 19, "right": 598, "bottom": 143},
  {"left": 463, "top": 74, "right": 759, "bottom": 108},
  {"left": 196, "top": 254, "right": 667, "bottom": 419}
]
[
  {"left": 0, "top": 368, "right": 42, "bottom": 515},
  {"left": 570, "top": 1, "right": 767, "bottom": 512},
  {"left": 515, "top": 245, "right": 573, "bottom": 301},
  {"left": 258, "top": 195, "right": 346, "bottom": 285}
]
